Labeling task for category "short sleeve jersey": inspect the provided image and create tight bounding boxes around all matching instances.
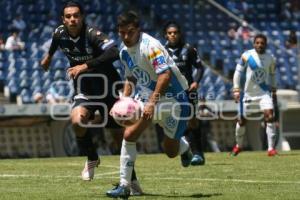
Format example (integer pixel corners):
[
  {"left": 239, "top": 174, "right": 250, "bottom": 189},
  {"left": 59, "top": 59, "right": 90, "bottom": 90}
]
[{"left": 119, "top": 32, "right": 188, "bottom": 100}]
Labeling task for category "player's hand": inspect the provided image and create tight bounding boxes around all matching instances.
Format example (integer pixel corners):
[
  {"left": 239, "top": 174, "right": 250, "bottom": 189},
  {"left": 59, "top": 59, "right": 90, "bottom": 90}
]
[
  {"left": 233, "top": 88, "right": 240, "bottom": 103},
  {"left": 142, "top": 102, "right": 155, "bottom": 120},
  {"left": 67, "top": 64, "right": 89, "bottom": 79},
  {"left": 189, "top": 82, "right": 199, "bottom": 91},
  {"left": 40, "top": 55, "right": 52, "bottom": 71}
]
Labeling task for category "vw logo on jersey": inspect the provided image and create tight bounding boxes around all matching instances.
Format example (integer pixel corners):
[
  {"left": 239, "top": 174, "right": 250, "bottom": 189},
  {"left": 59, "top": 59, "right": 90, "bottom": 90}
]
[
  {"left": 132, "top": 67, "right": 151, "bottom": 86},
  {"left": 251, "top": 68, "right": 266, "bottom": 84},
  {"left": 165, "top": 116, "right": 177, "bottom": 129}
]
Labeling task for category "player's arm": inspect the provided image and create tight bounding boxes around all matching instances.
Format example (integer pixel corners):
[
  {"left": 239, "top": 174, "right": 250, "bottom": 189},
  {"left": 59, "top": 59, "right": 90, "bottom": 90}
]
[
  {"left": 233, "top": 54, "right": 247, "bottom": 102},
  {"left": 40, "top": 30, "right": 60, "bottom": 71},
  {"left": 68, "top": 29, "right": 119, "bottom": 79},
  {"left": 189, "top": 46, "right": 204, "bottom": 91},
  {"left": 86, "top": 29, "right": 119, "bottom": 70},
  {"left": 143, "top": 46, "right": 171, "bottom": 120},
  {"left": 144, "top": 70, "right": 171, "bottom": 120},
  {"left": 67, "top": 29, "right": 119, "bottom": 78},
  {"left": 123, "top": 76, "right": 136, "bottom": 97},
  {"left": 120, "top": 54, "right": 136, "bottom": 97}
]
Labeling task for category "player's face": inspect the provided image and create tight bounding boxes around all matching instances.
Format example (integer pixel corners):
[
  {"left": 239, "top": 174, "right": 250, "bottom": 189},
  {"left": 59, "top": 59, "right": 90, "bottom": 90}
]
[
  {"left": 62, "top": 6, "right": 83, "bottom": 37},
  {"left": 165, "top": 27, "right": 180, "bottom": 45},
  {"left": 118, "top": 24, "right": 140, "bottom": 47},
  {"left": 254, "top": 37, "right": 266, "bottom": 54}
]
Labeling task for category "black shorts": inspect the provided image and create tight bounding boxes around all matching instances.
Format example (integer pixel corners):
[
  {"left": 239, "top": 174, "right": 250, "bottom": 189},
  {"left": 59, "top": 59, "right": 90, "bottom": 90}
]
[{"left": 72, "top": 95, "right": 122, "bottom": 129}]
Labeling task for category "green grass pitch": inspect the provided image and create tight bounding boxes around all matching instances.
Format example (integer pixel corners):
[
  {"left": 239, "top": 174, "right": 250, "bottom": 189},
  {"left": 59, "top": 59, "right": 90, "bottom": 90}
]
[{"left": 0, "top": 151, "right": 300, "bottom": 200}]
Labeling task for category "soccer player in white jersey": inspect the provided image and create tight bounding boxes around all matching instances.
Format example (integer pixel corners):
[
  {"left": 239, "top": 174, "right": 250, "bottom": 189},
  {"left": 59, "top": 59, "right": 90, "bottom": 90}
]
[
  {"left": 231, "top": 34, "right": 278, "bottom": 157},
  {"left": 106, "top": 11, "right": 193, "bottom": 198}
]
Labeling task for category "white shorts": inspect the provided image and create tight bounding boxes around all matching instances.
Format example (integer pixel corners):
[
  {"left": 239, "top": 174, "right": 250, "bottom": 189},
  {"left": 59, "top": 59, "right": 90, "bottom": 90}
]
[
  {"left": 136, "top": 95, "right": 191, "bottom": 140},
  {"left": 239, "top": 93, "right": 273, "bottom": 117}
]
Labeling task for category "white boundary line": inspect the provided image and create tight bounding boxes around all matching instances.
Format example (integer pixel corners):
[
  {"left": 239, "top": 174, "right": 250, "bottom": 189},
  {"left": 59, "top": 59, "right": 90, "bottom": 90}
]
[
  {"left": 0, "top": 171, "right": 119, "bottom": 179},
  {"left": 1, "top": 172, "right": 299, "bottom": 185},
  {"left": 146, "top": 177, "right": 300, "bottom": 185}
]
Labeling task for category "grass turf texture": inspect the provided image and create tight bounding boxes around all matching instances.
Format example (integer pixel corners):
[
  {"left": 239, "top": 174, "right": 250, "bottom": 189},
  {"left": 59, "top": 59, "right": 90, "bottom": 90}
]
[{"left": 0, "top": 151, "right": 299, "bottom": 200}]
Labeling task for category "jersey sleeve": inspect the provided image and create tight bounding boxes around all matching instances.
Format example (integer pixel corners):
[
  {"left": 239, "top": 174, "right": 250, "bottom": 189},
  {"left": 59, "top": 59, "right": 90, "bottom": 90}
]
[
  {"left": 48, "top": 26, "right": 61, "bottom": 56},
  {"left": 188, "top": 46, "right": 204, "bottom": 82},
  {"left": 236, "top": 52, "right": 248, "bottom": 72},
  {"left": 86, "top": 28, "right": 119, "bottom": 69},
  {"left": 145, "top": 42, "right": 170, "bottom": 74},
  {"left": 233, "top": 52, "right": 248, "bottom": 89}
]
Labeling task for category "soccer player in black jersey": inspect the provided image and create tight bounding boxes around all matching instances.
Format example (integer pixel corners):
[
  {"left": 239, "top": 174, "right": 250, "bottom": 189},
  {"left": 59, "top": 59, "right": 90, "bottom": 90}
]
[
  {"left": 40, "top": 1, "right": 142, "bottom": 194},
  {"left": 160, "top": 21, "right": 206, "bottom": 165}
]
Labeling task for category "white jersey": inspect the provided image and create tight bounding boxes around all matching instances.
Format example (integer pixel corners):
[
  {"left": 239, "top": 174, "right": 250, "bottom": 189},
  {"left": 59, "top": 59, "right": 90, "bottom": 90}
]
[
  {"left": 233, "top": 49, "right": 276, "bottom": 97},
  {"left": 119, "top": 32, "right": 189, "bottom": 100}
]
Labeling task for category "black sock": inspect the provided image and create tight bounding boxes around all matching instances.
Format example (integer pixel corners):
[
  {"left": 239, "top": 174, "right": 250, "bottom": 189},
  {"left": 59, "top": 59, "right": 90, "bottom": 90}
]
[{"left": 76, "top": 129, "right": 98, "bottom": 161}]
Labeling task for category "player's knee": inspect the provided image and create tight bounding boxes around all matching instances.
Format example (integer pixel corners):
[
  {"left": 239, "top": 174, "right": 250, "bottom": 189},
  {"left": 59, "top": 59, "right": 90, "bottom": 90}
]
[
  {"left": 123, "top": 129, "right": 137, "bottom": 142},
  {"left": 162, "top": 140, "right": 179, "bottom": 158},
  {"left": 165, "top": 149, "right": 177, "bottom": 158},
  {"left": 71, "top": 113, "right": 88, "bottom": 126},
  {"left": 71, "top": 115, "right": 89, "bottom": 136}
]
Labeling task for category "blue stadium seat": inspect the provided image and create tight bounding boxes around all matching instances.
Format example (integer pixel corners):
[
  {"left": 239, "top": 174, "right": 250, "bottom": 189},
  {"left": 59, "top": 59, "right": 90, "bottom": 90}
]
[
  {"left": 20, "top": 88, "right": 32, "bottom": 104},
  {"left": 20, "top": 78, "right": 30, "bottom": 89},
  {"left": 53, "top": 70, "right": 65, "bottom": 80}
]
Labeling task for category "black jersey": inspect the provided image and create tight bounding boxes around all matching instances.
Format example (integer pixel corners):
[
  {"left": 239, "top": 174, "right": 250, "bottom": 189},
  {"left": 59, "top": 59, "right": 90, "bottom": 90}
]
[
  {"left": 48, "top": 24, "right": 121, "bottom": 97},
  {"left": 165, "top": 42, "right": 204, "bottom": 86}
]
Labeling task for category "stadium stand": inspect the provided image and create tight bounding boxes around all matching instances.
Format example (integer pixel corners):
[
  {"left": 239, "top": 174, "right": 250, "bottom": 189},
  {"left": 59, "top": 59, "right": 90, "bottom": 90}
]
[
  {"left": 0, "top": 0, "right": 298, "bottom": 104},
  {"left": 0, "top": 0, "right": 299, "bottom": 157}
]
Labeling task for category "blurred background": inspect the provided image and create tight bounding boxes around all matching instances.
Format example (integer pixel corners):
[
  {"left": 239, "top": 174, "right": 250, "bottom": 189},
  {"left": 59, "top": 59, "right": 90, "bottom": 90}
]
[{"left": 0, "top": 0, "right": 299, "bottom": 158}]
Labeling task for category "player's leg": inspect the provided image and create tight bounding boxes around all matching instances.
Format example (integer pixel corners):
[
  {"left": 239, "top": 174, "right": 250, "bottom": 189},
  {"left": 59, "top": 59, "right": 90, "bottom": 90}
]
[
  {"left": 71, "top": 101, "right": 100, "bottom": 180},
  {"left": 159, "top": 98, "right": 193, "bottom": 167},
  {"left": 261, "top": 95, "right": 277, "bottom": 156},
  {"left": 162, "top": 133, "right": 192, "bottom": 168},
  {"left": 106, "top": 118, "right": 151, "bottom": 198},
  {"left": 187, "top": 117, "right": 205, "bottom": 165},
  {"left": 232, "top": 118, "right": 246, "bottom": 154},
  {"left": 231, "top": 94, "right": 246, "bottom": 156},
  {"left": 264, "top": 109, "right": 277, "bottom": 156},
  {"left": 104, "top": 95, "right": 143, "bottom": 196},
  {"left": 155, "top": 124, "right": 165, "bottom": 152}
]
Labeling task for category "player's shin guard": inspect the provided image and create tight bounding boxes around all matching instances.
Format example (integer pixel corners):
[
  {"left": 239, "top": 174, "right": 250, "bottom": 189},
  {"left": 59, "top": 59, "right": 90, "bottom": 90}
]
[
  {"left": 120, "top": 139, "right": 137, "bottom": 187},
  {"left": 235, "top": 123, "right": 245, "bottom": 147},
  {"left": 76, "top": 129, "right": 98, "bottom": 161},
  {"left": 266, "top": 123, "right": 276, "bottom": 150}
]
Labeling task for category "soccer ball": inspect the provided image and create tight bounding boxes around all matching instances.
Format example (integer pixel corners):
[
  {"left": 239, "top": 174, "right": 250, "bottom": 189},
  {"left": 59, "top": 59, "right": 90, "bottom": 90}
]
[{"left": 110, "top": 97, "right": 142, "bottom": 127}]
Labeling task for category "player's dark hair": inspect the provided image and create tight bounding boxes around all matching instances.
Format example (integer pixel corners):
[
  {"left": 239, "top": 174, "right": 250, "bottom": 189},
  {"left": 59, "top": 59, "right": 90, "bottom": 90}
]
[
  {"left": 163, "top": 21, "right": 182, "bottom": 34},
  {"left": 61, "top": 1, "right": 84, "bottom": 16},
  {"left": 254, "top": 34, "right": 267, "bottom": 44},
  {"left": 117, "top": 10, "right": 140, "bottom": 28}
]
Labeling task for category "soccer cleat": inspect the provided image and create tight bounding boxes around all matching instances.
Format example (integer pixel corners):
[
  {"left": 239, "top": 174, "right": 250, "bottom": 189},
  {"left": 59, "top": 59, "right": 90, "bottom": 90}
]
[
  {"left": 268, "top": 149, "right": 278, "bottom": 157},
  {"left": 191, "top": 154, "right": 205, "bottom": 166},
  {"left": 106, "top": 184, "right": 130, "bottom": 199},
  {"left": 231, "top": 145, "right": 241, "bottom": 156},
  {"left": 130, "top": 180, "right": 144, "bottom": 196},
  {"left": 181, "top": 148, "right": 193, "bottom": 167},
  {"left": 81, "top": 158, "right": 100, "bottom": 181}
]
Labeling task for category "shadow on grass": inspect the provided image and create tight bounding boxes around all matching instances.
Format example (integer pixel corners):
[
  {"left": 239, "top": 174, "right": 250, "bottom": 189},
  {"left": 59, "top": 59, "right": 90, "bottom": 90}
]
[
  {"left": 210, "top": 163, "right": 233, "bottom": 166},
  {"left": 140, "top": 192, "right": 223, "bottom": 198},
  {"left": 98, "top": 192, "right": 222, "bottom": 199},
  {"left": 278, "top": 153, "right": 300, "bottom": 157}
]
